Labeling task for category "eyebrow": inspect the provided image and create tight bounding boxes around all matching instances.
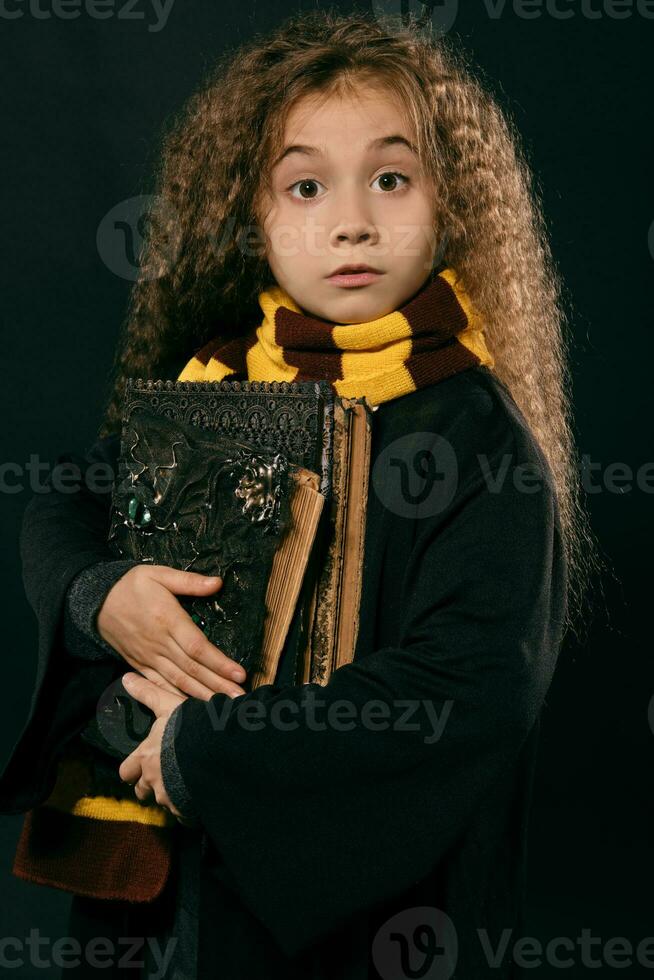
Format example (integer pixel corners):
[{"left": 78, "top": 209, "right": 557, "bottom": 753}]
[{"left": 273, "top": 134, "right": 417, "bottom": 167}]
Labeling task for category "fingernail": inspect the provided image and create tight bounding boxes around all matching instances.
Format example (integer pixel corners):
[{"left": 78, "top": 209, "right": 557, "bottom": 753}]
[{"left": 230, "top": 668, "right": 245, "bottom": 681}]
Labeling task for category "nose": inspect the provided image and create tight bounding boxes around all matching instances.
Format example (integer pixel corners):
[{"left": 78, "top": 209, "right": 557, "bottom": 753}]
[
  {"left": 331, "top": 226, "right": 376, "bottom": 246},
  {"left": 328, "top": 194, "right": 380, "bottom": 249}
]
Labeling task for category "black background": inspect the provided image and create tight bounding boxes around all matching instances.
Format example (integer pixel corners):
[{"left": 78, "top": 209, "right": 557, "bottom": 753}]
[{"left": 1, "top": 1, "right": 652, "bottom": 975}]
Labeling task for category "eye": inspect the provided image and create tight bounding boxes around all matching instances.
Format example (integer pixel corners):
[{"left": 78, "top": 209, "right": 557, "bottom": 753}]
[
  {"left": 287, "top": 178, "right": 326, "bottom": 201},
  {"left": 372, "top": 171, "right": 410, "bottom": 193}
]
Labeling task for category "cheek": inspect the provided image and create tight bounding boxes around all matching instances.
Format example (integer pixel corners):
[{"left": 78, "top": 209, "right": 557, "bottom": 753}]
[
  {"left": 265, "top": 207, "right": 316, "bottom": 260},
  {"left": 382, "top": 196, "right": 435, "bottom": 249}
]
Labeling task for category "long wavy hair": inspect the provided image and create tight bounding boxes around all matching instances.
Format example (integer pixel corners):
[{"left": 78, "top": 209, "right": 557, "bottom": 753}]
[{"left": 97, "top": 8, "right": 603, "bottom": 642}]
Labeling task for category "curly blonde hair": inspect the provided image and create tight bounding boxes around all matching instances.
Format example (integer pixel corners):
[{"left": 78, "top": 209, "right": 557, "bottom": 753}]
[{"left": 97, "top": 8, "right": 602, "bottom": 641}]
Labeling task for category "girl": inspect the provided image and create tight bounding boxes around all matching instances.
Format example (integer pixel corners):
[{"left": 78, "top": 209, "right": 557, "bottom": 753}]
[{"left": 2, "top": 9, "right": 598, "bottom": 979}]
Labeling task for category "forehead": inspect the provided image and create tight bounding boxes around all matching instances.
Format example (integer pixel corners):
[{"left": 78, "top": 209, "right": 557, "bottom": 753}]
[{"left": 280, "top": 84, "right": 409, "bottom": 147}]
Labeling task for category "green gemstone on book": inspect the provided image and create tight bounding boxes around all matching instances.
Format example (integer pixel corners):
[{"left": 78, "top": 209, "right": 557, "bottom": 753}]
[
  {"left": 128, "top": 496, "right": 152, "bottom": 527},
  {"left": 191, "top": 612, "right": 207, "bottom": 631}
]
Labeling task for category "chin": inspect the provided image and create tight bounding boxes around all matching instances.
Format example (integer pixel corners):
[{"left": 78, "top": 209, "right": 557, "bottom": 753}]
[
  {"left": 297, "top": 286, "right": 393, "bottom": 323},
  {"left": 331, "top": 290, "right": 395, "bottom": 320}
]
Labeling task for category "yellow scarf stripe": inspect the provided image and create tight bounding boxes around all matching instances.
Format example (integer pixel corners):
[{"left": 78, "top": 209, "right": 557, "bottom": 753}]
[
  {"left": 178, "top": 355, "right": 238, "bottom": 383},
  {"left": 246, "top": 327, "right": 299, "bottom": 383},
  {"left": 439, "top": 268, "right": 493, "bottom": 367},
  {"left": 43, "top": 752, "right": 177, "bottom": 827},
  {"left": 331, "top": 310, "right": 414, "bottom": 349},
  {"left": 334, "top": 361, "right": 416, "bottom": 403},
  {"left": 45, "top": 793, "right": 176, "bottom": 826}
]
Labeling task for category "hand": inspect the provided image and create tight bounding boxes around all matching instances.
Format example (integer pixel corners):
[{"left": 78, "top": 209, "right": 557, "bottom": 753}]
[
  {"left": 96, "top": 564, "right": 247, "bottom": 701},
  {"left": 118, "top": 672, "right": 195, "bottom": 826}
]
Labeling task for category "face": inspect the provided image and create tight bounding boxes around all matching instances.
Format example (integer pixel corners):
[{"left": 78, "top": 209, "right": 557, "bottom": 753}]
[{"left": 257, "top": 82, "right": 439, "bottom": 324}]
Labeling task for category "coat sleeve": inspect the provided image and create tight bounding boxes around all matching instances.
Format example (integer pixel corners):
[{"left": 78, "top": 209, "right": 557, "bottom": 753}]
[
  {"left": 161, "top": 703, "right": 201, "bottom": 823},
  {"left": 0, "top": 434, "right": 130, "bottom": 812},
  {"left": 63, "top": 559, "right": 140, "bottom": 662},
  {"left": 170, "top": 422, "right": 568, "bottom": 958}
]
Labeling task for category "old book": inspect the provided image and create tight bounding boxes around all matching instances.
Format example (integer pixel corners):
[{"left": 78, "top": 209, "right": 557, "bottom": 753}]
[
  {"left": 304, "top": 397, "right": 374, "bottom": 685},
  {"left": 110, "top": 377, "right": 374, "bottom": 691},
  {"left": 106, "top": 404, "right": 325, "bottom": 689}
]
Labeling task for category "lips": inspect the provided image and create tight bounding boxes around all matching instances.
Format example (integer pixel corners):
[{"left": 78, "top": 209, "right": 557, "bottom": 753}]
[{"left": 326, "top": 264, "right": 383, "bottom": 277}]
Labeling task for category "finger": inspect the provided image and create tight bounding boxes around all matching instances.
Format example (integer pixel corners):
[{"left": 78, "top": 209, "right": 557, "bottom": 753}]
[
  {"left": 139, "top": 665, "right": 188, "bottom": 699},
  {"left": 152, "top": 566, "right": 224, "bottom": 596},
  {"left": 157, "top": 786, "right": 184, "bottom": 820},
  {"left": 175, "top": 812, "right": 201, "bottom": 829},
  {"left": 166, "top": 800, "right": 184, "bottom": 819},
  {"left": 170, "top": 615, "right": 247, "bottom": 684},
  {"left": 133, "top": 776, "right": 154, "bottom": 803},
  {"left": 122, "top": 672, "right": 183, "bottom": 716},
  {"left": 159, "top": 634, "right": 246, "bottom": 700},
  {"left": 118, "top": 752, "right": 142, "bottom": 786}
]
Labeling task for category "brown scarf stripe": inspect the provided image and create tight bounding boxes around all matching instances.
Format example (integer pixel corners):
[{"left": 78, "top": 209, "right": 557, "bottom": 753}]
[
  {"left": 209, "top": 335, "right": 247, "bottom": 372},
  {"left": 195, "top": 335, "right": 229, "bottom": 366},
  {"left": 402, "top": 274, "right": 469, "bottom": 340},
  {"left": 404, "top": 338, "right": 480, "bottom": 390},
  {"left": 12, "top": 806, "right": 172, "bottom": 902},
  {"left": 275, "top": 307, "right": 340, "bottom": 350},
  {"left": 409, "top": 333, "right": 463, "bottom": 354},
  {"left": 284, "top": 349, "right": 345, "bottom": 382}
]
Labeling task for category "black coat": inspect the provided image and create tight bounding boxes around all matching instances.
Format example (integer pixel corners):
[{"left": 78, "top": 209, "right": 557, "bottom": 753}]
[{"left": 0, "top": 364, "right": 567, "bottom": 979}]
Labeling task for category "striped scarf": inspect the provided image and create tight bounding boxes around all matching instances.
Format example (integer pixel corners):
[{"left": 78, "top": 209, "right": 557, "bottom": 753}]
[{"left": 178, "top": 267, "right": 494, "bottom": 398}]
